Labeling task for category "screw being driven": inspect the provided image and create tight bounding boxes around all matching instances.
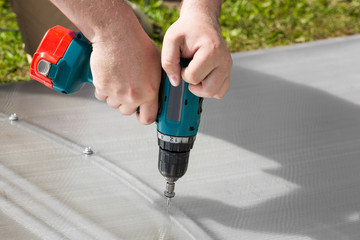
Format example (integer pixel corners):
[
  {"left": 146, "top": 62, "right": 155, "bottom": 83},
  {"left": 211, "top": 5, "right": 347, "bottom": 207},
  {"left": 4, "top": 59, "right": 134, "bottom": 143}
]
[
  {"left": 83, "top": 146, "right": 93, "bottom": 155},
  {"left": 8, "top": 113, "right": 18, "bottom": 121}
]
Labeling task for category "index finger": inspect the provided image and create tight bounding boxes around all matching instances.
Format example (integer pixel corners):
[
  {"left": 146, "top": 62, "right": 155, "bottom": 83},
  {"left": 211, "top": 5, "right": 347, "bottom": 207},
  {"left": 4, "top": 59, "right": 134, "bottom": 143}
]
[{"left": 161, "top": 34, "right": 183, "bottom": 87}]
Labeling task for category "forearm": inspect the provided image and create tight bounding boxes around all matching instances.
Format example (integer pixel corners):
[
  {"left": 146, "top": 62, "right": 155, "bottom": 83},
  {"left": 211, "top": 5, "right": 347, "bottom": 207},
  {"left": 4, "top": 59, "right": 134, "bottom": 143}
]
[{"left": 49, "top": 0, "right": 143, "bottom": 43}]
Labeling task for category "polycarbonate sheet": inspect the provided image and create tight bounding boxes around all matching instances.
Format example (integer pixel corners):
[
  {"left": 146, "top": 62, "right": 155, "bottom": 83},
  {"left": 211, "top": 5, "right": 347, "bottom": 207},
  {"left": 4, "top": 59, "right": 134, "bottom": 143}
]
[
  {"left": 1, "top": 34, "right": 360, "bottom": 239},
  {"left": 0, "top": 114, "right": 201, "bottom": 240}
]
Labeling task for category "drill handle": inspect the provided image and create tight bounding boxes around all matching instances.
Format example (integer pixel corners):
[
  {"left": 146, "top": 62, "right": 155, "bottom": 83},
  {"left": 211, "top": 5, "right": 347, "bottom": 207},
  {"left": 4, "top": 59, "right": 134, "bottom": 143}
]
[{"left": 156, "top": 58, "right": 203, "bottom": 138}]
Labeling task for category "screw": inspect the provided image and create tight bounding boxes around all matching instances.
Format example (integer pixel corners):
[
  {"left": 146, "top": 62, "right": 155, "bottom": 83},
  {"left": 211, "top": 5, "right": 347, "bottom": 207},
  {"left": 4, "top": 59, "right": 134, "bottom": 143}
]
[
  {"left": 8, "top": 113, "right": 18, "bottom": 121},
  {"left": 83, "top": 146, "right": 93, "bottom": 155}
]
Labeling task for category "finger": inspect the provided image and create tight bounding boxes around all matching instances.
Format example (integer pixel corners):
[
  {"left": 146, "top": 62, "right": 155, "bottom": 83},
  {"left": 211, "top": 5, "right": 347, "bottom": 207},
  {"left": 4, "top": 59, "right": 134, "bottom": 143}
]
[
  {"left": 188, "top": 68, "right": 227, "bottom": 98},
  {"left": 214, "top": 76, "right": 230, "bottom": 99},
  {"left": 182, "top": 47, "right": 218, "bottom": 85},
  {"left": 161, "top": 34, "right": 183, "bottom": 87},
  {"left": 94, "top": 89, "right": 107, "bottom": 101},
  {"left": 106, "top": 97, "right": 122, "bottom": 109},
  {"left": 119, "top": 104, "right": 138, "bottom": 116},
  {"left": 136, "top": 98, "right": 158, "bottom": 125},
  {"left": 191, "top": 78, "right": 229, "bottom": 99}
]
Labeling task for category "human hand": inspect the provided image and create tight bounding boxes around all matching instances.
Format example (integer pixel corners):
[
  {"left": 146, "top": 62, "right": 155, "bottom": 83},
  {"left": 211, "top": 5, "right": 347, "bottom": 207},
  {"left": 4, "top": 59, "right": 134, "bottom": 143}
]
[
  {"left": 161, "top": 9, "right": 232, "bottom": 99},
  {"left": 91, "top": 28, "right": 161, "bottom": 124},
  {"left": 48, "top": 0, "right": 162, "bottom": 124}
]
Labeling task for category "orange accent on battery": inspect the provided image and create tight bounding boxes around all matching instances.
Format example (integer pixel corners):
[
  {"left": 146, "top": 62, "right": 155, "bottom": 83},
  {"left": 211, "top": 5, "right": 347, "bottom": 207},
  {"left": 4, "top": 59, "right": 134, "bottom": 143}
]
[{"left": 30, "top": 25, "right": 76, "bottom": 88}]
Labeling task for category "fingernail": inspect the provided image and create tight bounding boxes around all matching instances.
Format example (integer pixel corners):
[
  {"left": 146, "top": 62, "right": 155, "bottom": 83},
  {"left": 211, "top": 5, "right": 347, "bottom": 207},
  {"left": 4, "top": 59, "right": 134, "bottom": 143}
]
[{"left": 169, "top": 75, "right": 178, "bottom": 86}]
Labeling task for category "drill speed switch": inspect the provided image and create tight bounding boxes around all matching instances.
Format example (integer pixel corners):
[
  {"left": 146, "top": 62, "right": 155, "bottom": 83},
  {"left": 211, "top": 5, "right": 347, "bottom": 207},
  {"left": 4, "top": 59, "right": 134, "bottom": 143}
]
[{"left": 30, "top": 26, "right": 203, "bottom": 200}]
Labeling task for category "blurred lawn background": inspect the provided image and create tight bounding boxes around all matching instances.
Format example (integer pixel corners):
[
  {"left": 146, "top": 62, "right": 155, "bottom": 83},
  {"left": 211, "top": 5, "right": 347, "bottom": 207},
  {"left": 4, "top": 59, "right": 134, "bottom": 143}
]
[{"left": 1, "top": 0, "right": 360, "bottom": 83}]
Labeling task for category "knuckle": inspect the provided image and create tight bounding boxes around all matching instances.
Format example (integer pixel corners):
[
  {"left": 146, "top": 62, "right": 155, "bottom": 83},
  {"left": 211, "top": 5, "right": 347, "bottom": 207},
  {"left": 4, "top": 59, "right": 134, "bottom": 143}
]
[
  {"left": 106, "top": 99, "right": 119, "bottom": 109},
  {"left": 140, "top": 115, "right": 155, "bottom": 125},
  {"left": 205, "top": 88, "right": 217, "bottom": 98},
  {"left": 112, "top": 87, "right": 124, "bottom": 99},
  {"left": 204, "top": 39, "right": 221, "bottom": 54},
  {"left": 201, "top": 83, "right": 217, "bottom": 98},
  {"left": 95, "top": 95, "right": 105, "bottom": 102},
  {"left": 215, "top": 80, "right": 230, "bottom": 99},
  {"left": 226, "top": 54, "right": 233, "bottom": 68},
  {"left": 94, "top": 91, "right": 106, "bottom": 101},
  {"left": 108, "top": 104, "right": 118, "bottom": 109},
  {"left": 214, "top": 92, "right": 225, "bottom": 99},
  {"left": 119, "top": 109, "right": 132, "bottom": 116},
  {"left": 186, "top": 71, "right": 201, "bottom": 85},
  {"left": 198, "top": 90, "right": 213, "bottom": 99},
  {"left": 164, "top": 31, "right": 179, "bottom": 44},
  {"left": 92, "top": 77, "right": 107, "bottom": 90},
  {"left": 162, "top": 57, "right": 177, "bottom": 70},
  {"left": 223, "top": 77, "right": 230, "bottom": 90},
  {"left": 209, "top": 91, "right": 219, "bottom": 99},
  {"left": 126, "top": 88, "right": 141, "bottom": 105},
  {"left": 211, "top": 41, "right": 221, "bottom": 52}
]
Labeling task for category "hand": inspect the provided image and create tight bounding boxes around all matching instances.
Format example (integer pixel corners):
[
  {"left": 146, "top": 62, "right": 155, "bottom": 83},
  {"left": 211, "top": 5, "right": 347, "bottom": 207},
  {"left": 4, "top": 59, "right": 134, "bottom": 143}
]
[
  {"left": 161, "top": 10, "right": 232, "bottom": 99},
  {"left": 91, "top": 28, "right": 161, "bottom": 124},
  {"left": 49, "top": 0, "right": 162, "bottom": 125}
]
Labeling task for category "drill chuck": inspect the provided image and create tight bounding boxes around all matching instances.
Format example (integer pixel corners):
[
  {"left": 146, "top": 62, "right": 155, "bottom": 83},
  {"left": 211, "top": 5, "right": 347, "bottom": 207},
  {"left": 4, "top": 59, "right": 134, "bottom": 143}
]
[
  {"left": 157, "top": 131, "right": 197, "bottom": 198},
  {"left": 158, "top": 147, "right": 189, "bottom": 180},
  {"left": 157, "top": 132, "right": 195, "bottom": 179}
]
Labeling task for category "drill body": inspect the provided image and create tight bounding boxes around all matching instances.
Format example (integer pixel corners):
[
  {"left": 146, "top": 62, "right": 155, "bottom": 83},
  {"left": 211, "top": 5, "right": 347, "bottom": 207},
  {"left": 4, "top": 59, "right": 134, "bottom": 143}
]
[
  {"left": 157, "top": 58, "right": 203, "bottom": 198},
  {"left": 30, "top": 26, "right": 203, "bottom": 199}
]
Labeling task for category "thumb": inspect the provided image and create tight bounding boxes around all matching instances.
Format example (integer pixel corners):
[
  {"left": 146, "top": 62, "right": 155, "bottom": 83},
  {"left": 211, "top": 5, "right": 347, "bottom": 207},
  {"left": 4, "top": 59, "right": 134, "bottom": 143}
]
[{"left": 161, "top": 34, "right": 183, "bottom": 87}]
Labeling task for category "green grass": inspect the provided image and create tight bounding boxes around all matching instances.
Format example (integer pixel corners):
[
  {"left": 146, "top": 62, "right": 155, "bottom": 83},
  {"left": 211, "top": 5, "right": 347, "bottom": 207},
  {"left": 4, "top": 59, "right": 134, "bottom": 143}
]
[
  {"left": 1, "top": 0, "right": 360, "bottom": 83},
  {"left": 0, "top": 0, "right": 30, "bottom": 83},
  {"left": 219, "top": 0, "right": 360, "bottom": 51},
  {"left": 134, "top": 0, "right": 360, "bottom": 51}
]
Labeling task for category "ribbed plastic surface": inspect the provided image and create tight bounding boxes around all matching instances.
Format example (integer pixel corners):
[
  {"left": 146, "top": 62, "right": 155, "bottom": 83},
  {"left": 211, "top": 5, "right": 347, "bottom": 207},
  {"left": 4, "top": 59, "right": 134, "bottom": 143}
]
[{"left": 1, "top": 34, "right": 360, "bottom": 239}]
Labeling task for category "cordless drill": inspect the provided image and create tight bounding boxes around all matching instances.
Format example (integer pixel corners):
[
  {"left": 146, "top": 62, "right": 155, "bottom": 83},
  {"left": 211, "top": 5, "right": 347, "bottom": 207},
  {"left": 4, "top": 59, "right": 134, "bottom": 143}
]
[{"left": 30, "top": 26, "right": 203, "bottom": 199}]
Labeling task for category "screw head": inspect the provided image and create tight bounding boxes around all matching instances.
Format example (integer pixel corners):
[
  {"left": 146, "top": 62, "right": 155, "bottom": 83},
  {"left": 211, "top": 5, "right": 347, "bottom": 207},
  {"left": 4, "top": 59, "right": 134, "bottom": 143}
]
[
  {"left": 9, "top": 113, "right": 18, "bottom": 121},
  {"left": 83, "top": 146, "right": 93, "bottom": 155}
]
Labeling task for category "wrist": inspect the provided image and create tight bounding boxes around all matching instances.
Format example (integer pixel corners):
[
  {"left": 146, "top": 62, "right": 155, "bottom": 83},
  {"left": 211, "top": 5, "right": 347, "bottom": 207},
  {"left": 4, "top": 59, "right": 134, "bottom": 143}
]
[
  {"left": 180, "top": 0, "right": 222, "bottom": 21},
  {"left": 88, "top": 3, "right": 145, "bottom": 44},
  {"left": 50, "top": 0, "right": 146, "bottom": 45},
  {"left": 179, "top": 0, "right": 222, "bottom": 32}
]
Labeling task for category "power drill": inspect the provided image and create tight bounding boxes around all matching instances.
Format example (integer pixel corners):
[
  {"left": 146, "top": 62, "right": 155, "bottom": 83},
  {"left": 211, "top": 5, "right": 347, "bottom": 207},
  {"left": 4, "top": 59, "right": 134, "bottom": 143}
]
[{"left": 30, "top": 26, "right": 203, "bottom": 200}]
